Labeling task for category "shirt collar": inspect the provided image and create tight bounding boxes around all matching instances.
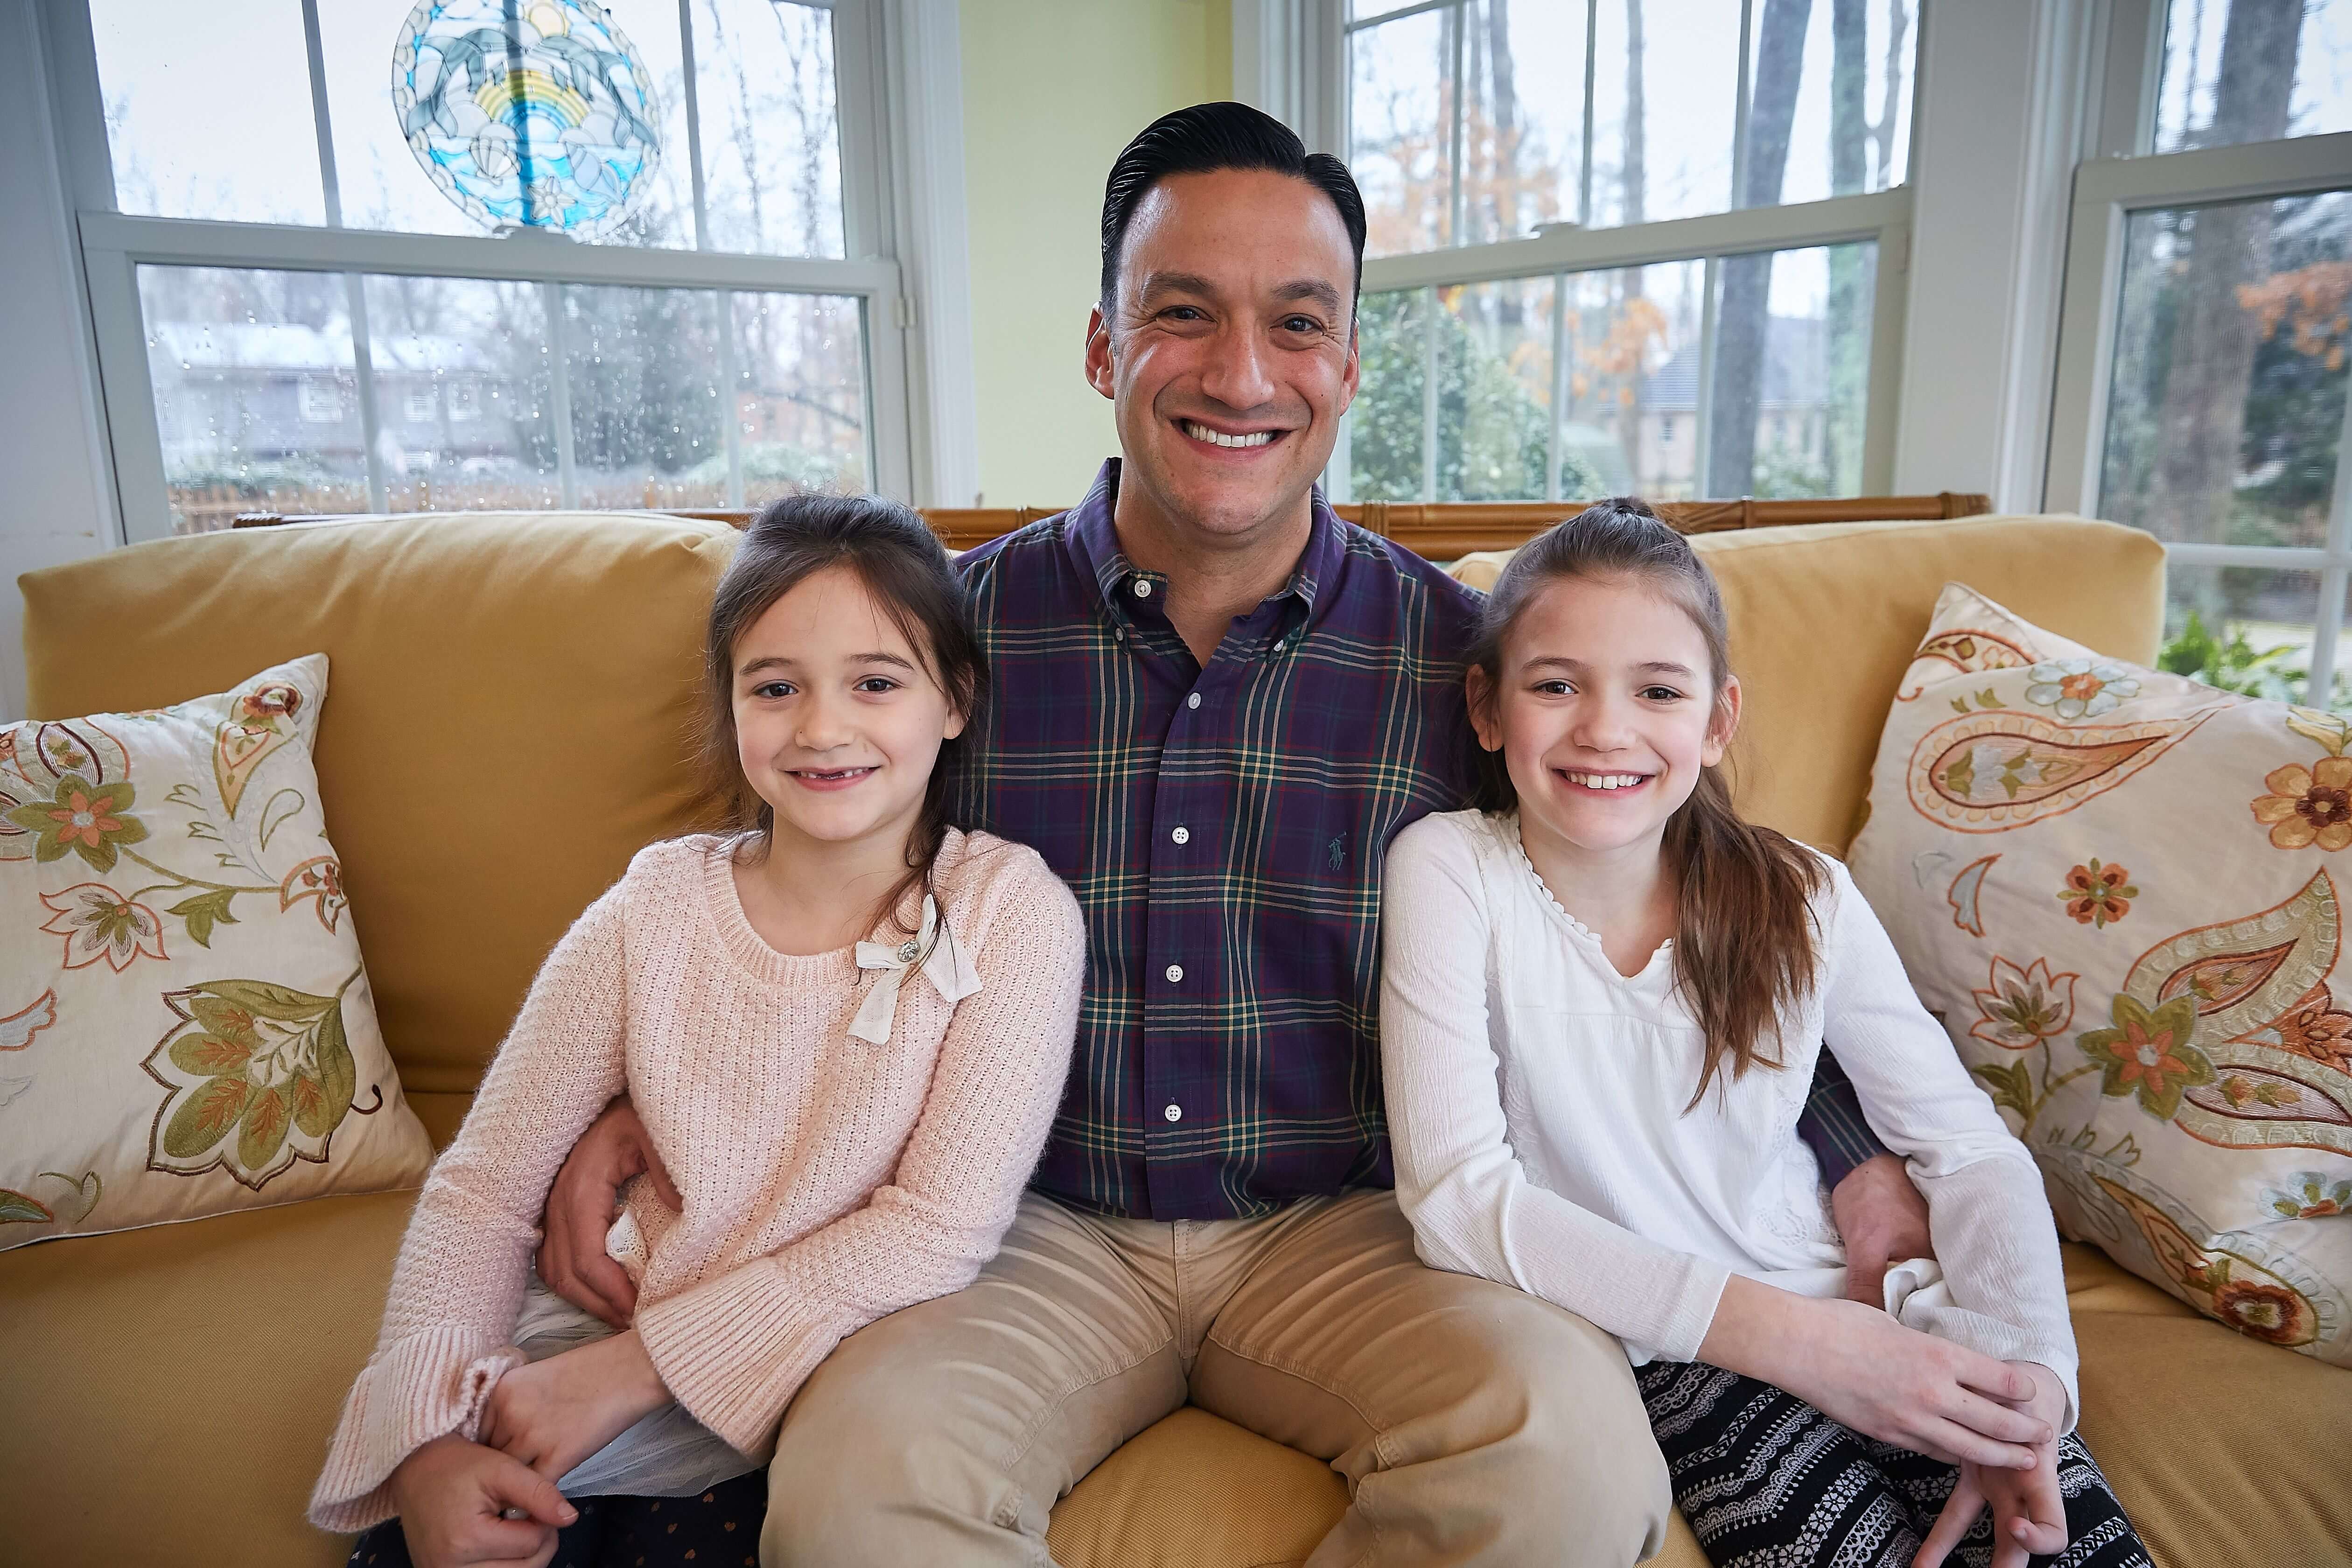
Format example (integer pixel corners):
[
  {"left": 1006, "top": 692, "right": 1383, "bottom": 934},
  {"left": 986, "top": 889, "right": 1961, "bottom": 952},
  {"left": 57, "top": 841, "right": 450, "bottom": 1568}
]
[{"left": 1062, "top": 457, "right": 1347, "bottom": 622}]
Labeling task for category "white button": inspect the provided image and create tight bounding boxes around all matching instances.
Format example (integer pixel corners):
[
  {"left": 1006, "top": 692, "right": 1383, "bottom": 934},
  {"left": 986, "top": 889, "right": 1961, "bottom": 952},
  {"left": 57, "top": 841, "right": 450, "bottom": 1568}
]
[
  {"left": 1114, "top": 626, "right": 1126, "bottom": 642},
  {"left": 1171, "top": 826, "right": 1190, "bottom": 845},
  {"left": 1273, "top": 638, "right": 1286, "bottom": 652},
  {"left": 1165, "top": 964, "right": 1184, "bottom": 983},
  {"left": 1163, "top": 1103, "right": 1183, "bottom": 1123},
  {"left": 1186, "top": 692, "right": 1202, "bottom": 710},
  {"left": 1133, "top": 579, "right": 1153, "bottom": 598}
]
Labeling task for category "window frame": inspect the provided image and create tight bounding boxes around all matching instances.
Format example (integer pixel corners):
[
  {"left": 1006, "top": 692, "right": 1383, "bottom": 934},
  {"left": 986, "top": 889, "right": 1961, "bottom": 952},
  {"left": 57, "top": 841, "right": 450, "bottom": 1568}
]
[
  {"left": 1318, "top": 0, "right": 1921, "bottom": 503},
  {"left": 2044, "top": 0, "right": 2352, "bottom": 693},
  {"left": 43, "top": 0, "right": 932, "bottom": 544}
]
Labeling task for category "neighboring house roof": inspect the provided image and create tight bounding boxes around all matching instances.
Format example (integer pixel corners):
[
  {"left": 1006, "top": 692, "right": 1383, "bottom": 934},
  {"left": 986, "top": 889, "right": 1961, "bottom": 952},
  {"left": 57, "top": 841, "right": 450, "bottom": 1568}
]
[
  {"left": 1639, "top": 315, "right": 1829, "bottom": 412},
  {"left": 151, "top": 322, "right": 497, "bottom": 375}
]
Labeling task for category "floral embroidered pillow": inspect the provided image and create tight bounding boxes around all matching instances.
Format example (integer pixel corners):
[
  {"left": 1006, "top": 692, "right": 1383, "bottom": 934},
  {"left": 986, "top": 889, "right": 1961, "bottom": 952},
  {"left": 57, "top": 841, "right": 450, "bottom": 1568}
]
[
  {"left": 1848, "top": 584, "right": 2352, "bottom": 1366},
  {"left": 0, "top": 654, "right": 434, "bottom": 1249}
]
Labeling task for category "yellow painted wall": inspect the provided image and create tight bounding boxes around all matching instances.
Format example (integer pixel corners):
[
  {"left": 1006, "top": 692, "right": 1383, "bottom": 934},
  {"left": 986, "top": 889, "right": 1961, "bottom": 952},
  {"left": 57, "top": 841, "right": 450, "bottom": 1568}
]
[{"left": 959, "top": 0, "right": 1232, "bottom": 508}]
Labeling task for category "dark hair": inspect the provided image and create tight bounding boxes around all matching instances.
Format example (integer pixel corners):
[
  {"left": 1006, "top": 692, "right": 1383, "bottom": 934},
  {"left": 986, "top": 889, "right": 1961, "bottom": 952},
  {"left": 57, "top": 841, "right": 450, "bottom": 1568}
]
[
  {"left": 1099, "top": 101, "right": 1369, "bottom": 316},
  {"left": 700, "top": 494, "right": 988, "bottom": 938},
  {"left": 1466, "top": 497, "right": 1826, "bottom": 1110}
]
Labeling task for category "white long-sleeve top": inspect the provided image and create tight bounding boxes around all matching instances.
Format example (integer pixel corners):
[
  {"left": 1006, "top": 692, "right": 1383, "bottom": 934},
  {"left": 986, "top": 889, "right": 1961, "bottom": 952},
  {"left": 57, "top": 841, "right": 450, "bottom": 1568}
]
[{"left": 1380, "top": 809, "right": 2079, "bottom": 1424}]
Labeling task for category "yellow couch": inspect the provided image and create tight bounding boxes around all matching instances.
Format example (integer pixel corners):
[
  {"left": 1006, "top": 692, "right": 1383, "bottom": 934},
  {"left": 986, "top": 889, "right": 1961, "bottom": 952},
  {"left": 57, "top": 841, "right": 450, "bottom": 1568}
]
[{"left": 7, "top": 510, "right": 2347, "bottom": 1568}]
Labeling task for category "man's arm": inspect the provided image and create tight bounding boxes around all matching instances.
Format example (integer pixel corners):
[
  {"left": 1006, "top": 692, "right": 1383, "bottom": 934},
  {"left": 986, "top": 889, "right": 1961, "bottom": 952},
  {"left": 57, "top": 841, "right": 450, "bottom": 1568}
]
[
  {"left": 1800, "top": 1052, "right": 1935, "bottom": 1305},
  {"left": 537, "top": 1096, "right": 679, "bottom": 1327}
]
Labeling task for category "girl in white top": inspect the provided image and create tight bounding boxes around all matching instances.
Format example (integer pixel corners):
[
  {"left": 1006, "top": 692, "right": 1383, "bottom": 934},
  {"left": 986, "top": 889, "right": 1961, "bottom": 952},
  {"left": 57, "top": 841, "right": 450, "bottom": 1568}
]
[{"left": 1380, "top": 501, "right": 2149, "bottom": 1568}]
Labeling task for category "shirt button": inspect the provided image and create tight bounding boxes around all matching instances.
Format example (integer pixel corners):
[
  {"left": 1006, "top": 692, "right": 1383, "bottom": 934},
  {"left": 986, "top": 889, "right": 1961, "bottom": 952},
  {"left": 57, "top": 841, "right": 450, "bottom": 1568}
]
[
  {"left": 1186, "top": 692, "right": 1202, "bottom": 709},
  {"left": 1165, "top": 964, "right": 1184, "bottom": 983},
  {"left": 1163, "top": 1103, "right": 1183, "bottom": 1123},
  {"left": 1171, "top": 826, "right": 1190, "bottom": 845},
  {"left": 1134, "top": 579, "right": 1153, "bottom": 598}
]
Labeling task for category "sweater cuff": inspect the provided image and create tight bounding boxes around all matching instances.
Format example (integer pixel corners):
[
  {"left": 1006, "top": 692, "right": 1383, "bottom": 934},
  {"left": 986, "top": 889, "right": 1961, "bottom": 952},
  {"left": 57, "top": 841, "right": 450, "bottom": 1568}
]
[
  {"left": 307, "top": 1329, "right": 522, "bottom": 1533},
  {"left": 633, "top": 1260, "right": 848, "bottom": 1457},
  {"left": 1652, "top": 1258, "right": 1734, "bottom": 1365}
]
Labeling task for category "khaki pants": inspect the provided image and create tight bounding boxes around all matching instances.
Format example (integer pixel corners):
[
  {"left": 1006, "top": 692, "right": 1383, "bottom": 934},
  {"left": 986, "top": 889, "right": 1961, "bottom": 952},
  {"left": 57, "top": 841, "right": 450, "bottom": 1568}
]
[{"left": 762, "top": 1188, "right": 1671, "bottom": 1567}]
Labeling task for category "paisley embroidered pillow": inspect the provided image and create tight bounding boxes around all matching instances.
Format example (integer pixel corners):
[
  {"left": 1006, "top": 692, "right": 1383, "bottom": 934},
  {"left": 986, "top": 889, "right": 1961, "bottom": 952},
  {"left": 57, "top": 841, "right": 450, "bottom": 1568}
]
[
  {"left": 0, "top": 654, "right": 434, "bottom": 1249},
  {"left": 1848, "top": 584, "right": 2352, "bottom": 1366}
]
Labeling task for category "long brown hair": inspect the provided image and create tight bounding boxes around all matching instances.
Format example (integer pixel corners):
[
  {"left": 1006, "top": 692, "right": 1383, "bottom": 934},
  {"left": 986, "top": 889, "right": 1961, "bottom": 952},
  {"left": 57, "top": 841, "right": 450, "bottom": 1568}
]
[
  {"left": 700, "top": 493, "right": 989, "bottom": 938},
  {"left": 1466, "top": 497, "right": 1824, "bottom": 1109}
]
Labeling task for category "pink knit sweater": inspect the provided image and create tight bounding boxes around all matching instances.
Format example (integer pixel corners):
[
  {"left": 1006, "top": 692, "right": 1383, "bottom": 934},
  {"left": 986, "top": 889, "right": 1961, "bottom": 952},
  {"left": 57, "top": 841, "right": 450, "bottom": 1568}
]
[{"left": 308, "top": 830, "right": 1084, "bottom": 1532}]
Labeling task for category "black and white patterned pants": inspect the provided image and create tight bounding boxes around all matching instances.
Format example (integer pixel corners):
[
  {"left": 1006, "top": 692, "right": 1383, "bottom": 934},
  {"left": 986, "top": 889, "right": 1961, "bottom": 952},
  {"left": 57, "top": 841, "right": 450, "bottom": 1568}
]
[{"left": 1637, "top": 1361, "right": 2153, "bottom": 1568}]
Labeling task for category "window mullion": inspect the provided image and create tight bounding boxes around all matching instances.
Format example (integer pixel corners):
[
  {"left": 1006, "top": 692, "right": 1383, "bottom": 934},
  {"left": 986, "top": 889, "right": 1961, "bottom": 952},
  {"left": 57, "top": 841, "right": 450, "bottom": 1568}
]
[
  {"left": 1578, "top": 0, "right": 1596, "bottom": 227},
  {"left": 298, "top": 0, "right": 386, "bottom": 512},
  {"left": 1421, "top": 286, "right": 1441, "bottom": 501},
  {"left": 1548, "top": 269, "right": 1568, "bottom": 501},
  {"left": 1730, "top": 0, "right": 1755, "bottom": 207},
  {"left": 1447, "top": 0, "right": 1466, "bottom": 248},
  {"left": 676, "top": 0, "right": 714, "bottom": 251}
]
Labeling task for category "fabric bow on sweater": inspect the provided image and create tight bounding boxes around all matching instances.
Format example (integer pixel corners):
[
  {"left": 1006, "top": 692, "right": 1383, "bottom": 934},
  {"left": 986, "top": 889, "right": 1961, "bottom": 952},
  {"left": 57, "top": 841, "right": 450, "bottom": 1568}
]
[{"left": 850, "top": 895, "right": 982, "bottom": 1043}]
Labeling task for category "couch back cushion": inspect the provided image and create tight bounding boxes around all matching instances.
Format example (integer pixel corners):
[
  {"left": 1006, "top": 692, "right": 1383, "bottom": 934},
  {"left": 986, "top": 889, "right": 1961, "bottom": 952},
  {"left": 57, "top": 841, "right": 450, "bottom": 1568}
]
[
  {"left": 1686, "top": 515, "right": 2166, "bottom": 854},
  {"left": 21, "top": 513, "right": 736, "bottom": 1102},
  {"left": 21, "top": 509, "right": 2165, "bottom": 1098}
]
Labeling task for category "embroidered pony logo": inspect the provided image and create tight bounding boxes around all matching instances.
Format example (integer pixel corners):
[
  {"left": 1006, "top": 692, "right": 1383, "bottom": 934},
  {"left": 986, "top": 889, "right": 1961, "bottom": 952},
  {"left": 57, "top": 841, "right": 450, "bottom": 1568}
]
[{"left": 1328, "top": 835, "right": 1346, "bottom": 872}]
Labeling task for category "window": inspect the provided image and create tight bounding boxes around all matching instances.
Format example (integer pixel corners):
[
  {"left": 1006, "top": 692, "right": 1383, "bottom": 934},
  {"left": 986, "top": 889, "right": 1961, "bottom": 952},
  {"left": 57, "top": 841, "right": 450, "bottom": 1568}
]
[
  {"left": 1331, "top": 0, "right": 1916, "bottom": 504},
  {"left": 53, "top": 0, "right": 917, "bottom": 540},
  {"left": 2050, "top": 0, "right": 2352, "bottom": 707}
]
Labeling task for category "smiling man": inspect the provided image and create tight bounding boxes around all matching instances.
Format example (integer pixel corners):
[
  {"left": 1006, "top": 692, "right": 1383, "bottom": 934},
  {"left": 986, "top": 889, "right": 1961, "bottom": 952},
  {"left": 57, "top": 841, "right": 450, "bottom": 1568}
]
[{"left": 540, "top": 102, "right": 1926, "bottom": 1566}]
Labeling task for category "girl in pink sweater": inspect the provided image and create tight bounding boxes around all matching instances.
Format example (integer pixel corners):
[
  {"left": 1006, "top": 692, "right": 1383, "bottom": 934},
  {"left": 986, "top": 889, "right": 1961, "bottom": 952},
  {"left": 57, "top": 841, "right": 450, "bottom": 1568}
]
[{"left": 312, "top": 496, "right": 1085, "bottom": 1568}]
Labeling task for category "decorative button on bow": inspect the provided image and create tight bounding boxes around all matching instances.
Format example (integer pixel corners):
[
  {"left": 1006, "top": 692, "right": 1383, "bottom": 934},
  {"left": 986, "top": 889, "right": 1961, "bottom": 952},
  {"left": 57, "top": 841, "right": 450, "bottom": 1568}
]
[{"left": 850, "top": 895, "right": 982, "bottom": 1043}]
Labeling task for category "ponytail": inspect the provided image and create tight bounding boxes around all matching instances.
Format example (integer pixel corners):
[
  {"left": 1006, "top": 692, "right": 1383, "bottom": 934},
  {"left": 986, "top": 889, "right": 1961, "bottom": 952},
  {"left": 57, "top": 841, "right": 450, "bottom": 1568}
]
[{"left": 1466, "top": 498, "right": 1824, "bottom": 1108}]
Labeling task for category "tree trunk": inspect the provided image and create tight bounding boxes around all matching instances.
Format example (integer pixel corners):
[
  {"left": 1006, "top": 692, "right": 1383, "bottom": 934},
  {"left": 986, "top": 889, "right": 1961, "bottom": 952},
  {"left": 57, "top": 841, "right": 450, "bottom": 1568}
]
[
  {"left": 2152, "top": 0, "right": 2303, "bottom": 548},
  {"left": 1707, "top": 0, "right": 1808, "bottom": 497}
]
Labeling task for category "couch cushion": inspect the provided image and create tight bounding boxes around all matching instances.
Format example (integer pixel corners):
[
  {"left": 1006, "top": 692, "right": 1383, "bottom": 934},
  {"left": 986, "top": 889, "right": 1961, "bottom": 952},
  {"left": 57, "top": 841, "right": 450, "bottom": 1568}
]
[
  {"left": 19, "top": 513, "right": 738, "bottom": 1095},
  {"left": 1044, "top": 1405, "right": 1711, "bottom": 1568},
  {"left": 2065, "top": 1245, "right": 2352, "bottom": 1566},
  {"left": 0, "top": 1189, "right": 414, "bottom": 1568}
]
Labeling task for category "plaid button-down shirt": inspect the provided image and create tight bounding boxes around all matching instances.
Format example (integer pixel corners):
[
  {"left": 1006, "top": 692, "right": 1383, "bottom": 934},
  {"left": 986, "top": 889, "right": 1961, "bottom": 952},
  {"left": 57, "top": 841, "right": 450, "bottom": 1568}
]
[{"left": 953, "top": 460, "right": 1883, "bottom": 1220}]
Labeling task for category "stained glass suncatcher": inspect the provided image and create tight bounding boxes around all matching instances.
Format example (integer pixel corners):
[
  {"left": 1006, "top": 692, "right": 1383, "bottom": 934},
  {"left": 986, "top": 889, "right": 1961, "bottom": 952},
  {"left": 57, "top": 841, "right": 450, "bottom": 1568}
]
[{"left": 392, "top": 0, "right": 663, "bottom": 241}]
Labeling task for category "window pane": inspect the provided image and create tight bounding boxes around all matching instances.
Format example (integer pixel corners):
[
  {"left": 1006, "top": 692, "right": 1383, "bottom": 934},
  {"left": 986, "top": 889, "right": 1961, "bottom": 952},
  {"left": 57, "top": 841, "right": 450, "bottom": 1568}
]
[
  {"left": 139, "top": 266, "right": 867, "bottom": 529},
  {"left": 2160, "top": 562, "right": 2340, "bottom": 707},
  {"left": 365, "top": 275, "right": 560, "bottom": 508},
  {"left": 1351, "top": 6, "right": 1451, "bottom": 255},
  {"left": 1774, "top": 0, "right": 1915, "bottom": 206},
  {"left": 1349, "top": 0, "right": 1917, "bottom": 257},
  {"left": 1706, "top": 240, "right": 1876, "bottom": 497},
  {"left": 140, "top": 266, "right": 366, "bottom": 534},
  {"left": 1349, "top": 260, "right": 1708, "bottom": 503},
  {"left": 2155, "top": 0, "right": 2352, "bottom": 154},
  {"left": 730, "top": 293, "right": 870, "bottom": 500},
  {"left": 320, "top": 1, "right": 696, "bottom": 246},
  {"left": 1589, "top": 0, "right": 1741, "bottom": 227},
  {"left": 94, "top": 0, "right": 326, "bottom": 224},
  {"left": 2100, "top": 192, "right": 2351, "bottom": 546},
  {"left": 693, "top": 0, "right": 846, "bottom": 258}
]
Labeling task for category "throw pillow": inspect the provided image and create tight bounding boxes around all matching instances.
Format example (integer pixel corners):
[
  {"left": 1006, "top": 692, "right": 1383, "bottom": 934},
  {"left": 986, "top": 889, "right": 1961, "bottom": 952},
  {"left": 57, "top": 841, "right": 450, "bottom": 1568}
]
[
  {"left": 1848, "top": 584, "right": 2352, "bottom": 1366},
  {"left": 0, "top": 654, "right": 434, "bottom": 1248}
]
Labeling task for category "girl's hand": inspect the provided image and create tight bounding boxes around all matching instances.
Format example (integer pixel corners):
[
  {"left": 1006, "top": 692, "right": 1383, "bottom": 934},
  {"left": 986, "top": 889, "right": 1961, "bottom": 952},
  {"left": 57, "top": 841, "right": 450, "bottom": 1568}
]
[
  {"left": 1701, "top": 1279, "right": 2052, "bottom": 1469},
  {"left": 1914, "top": 1364, "right": 2069, "bottom": 1568},
  {"left": 480, "top": 1329, "right": 670, "bottom": 1482},
  {"left": 386, "top": 1433, "right": 577, "bottom": 1568}
]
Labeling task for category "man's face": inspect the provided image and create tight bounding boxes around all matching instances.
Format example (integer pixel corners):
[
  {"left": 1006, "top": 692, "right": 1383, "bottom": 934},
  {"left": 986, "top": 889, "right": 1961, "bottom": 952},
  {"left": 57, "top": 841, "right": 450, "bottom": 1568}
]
[{"left": 1087, "top": 167, "right": 1360, "bottom": 542}]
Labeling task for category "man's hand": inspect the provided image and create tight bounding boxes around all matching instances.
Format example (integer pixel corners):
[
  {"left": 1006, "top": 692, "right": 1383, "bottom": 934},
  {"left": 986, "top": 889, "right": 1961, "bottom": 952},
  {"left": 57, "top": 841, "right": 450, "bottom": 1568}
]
[
  {"left": 386, "top": 1433, "right": 576, "bottom": 1568},
  {"left": 537, "top": 1096, "right": 679, "bottom": 1327},
  {"left": 481, "top": 1330, "right": 669, "bottom": 1483},
  {"left": 1831, "top": 1151, "right": 1934, "bottom": 1306}
]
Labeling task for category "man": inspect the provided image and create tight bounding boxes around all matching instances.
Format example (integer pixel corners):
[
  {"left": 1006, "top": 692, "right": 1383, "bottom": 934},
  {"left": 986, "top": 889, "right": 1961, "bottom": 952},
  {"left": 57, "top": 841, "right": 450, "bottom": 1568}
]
[{"left": 541, "top": 102, "right": 1929, "bottom": 1565}]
